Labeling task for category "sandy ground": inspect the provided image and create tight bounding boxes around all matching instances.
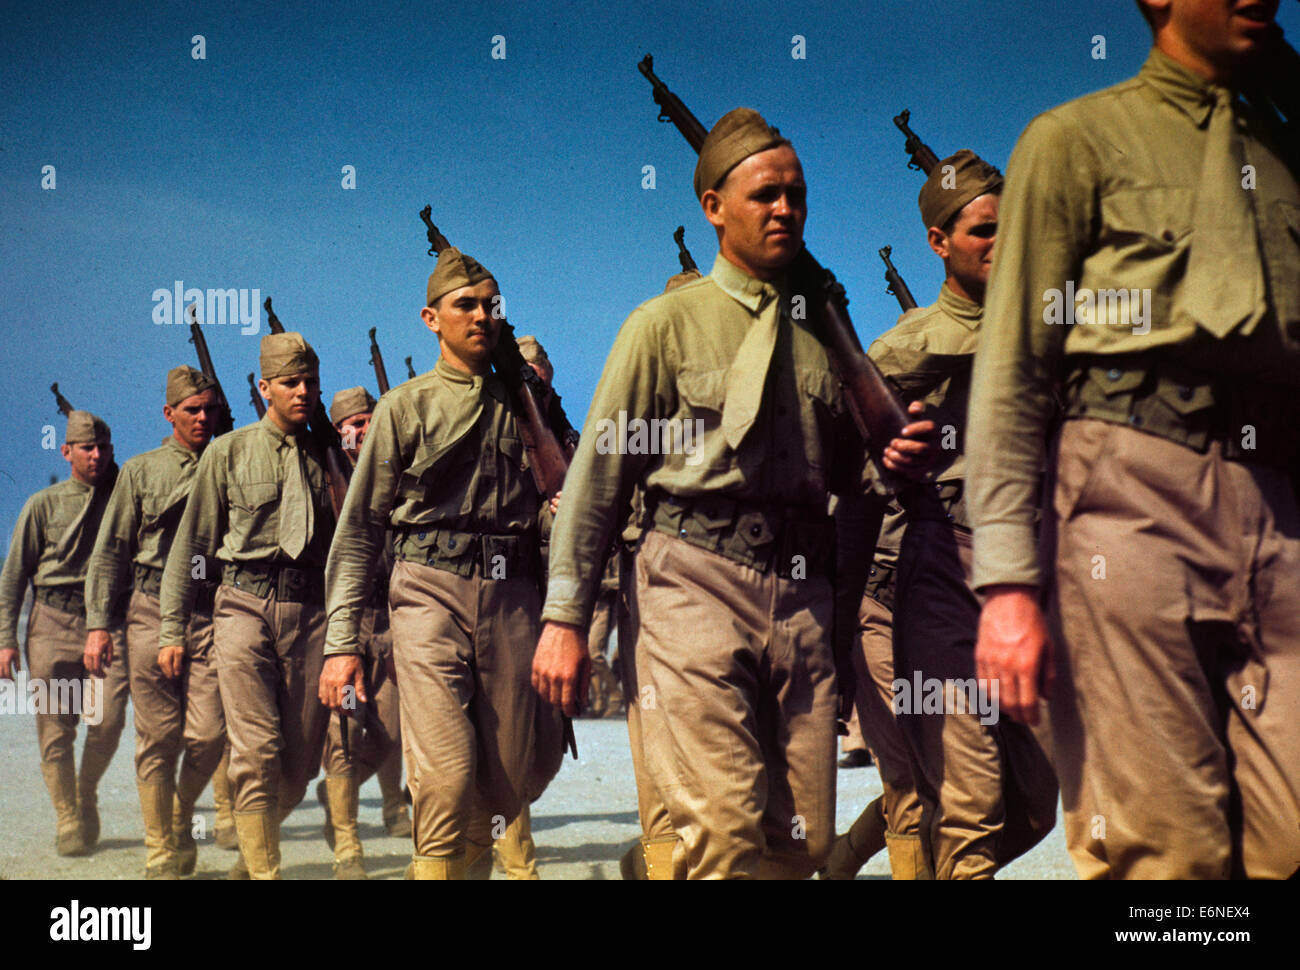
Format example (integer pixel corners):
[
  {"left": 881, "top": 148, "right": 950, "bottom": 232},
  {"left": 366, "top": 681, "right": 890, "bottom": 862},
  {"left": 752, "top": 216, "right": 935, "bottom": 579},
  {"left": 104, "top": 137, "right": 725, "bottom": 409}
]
[{"left": 0, "top": 696, "right": 1076, "bottom": 880}]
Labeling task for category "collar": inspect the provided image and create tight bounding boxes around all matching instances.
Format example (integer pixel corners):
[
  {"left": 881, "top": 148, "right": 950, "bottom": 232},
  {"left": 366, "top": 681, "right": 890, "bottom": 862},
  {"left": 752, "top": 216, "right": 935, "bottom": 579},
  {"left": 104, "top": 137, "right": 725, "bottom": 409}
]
[
  {"left": 709, "top": 253, "right": 783, "bottom": 315},
  {"left": 162, "top": 434, "right": 200, "bottom": 463},
  {"left": 1139, "top": 47, "right": 1232, "bottom": 129},
  {"left": 434, "top": 355, "right": 506, "bottom": 403},
  {"left": 258, "top": 412, "right": 305, "bottom": 450},
  {"left": 937, "top": 282, "right": 983, "bottom": 330}
]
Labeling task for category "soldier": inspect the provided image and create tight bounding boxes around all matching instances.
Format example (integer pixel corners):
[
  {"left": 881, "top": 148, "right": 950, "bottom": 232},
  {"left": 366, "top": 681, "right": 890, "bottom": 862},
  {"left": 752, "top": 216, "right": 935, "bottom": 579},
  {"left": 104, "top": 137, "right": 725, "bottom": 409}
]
[
  {"left": 83, "top": 366, "right": 226, "bottom": 879},
  {"left": 159, "top": 333, "right": 334, "bottom": 879},
  {"left": 321, "top": 249, "right": 562, "bottom": 880},
  {"left": 314, "top": 385, "right": 409, "bottom": 880},
  {"left": 834, "top": 152, "right": 1058, "bottom": 881},
  {"left": 0, "top": 410, "right": 131, "bottom": 856},
  {"left": 532, "top": 108, "right": 934, "bottom": 879},
  {"left": 969, "top": 0, "right": 1300, "bottom": 878}
]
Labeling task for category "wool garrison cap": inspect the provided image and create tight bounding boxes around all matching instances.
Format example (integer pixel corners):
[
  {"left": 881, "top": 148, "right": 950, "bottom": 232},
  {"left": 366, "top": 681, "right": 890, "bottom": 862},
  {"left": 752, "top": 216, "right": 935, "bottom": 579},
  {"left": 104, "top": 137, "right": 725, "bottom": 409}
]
[
  {"left": 918, "top": 149, "right": 1003, "bottom": 231},
  {"left": 259, "top": 332, "right": 319, "bottom": 380},
  {"left": 427, "top": 248, "right": 495, "bottom": 306},
  {"left": 693, "top": 107, "right": 792, "bottom": 200},
  {"left": 165, "top": 365, "right": 218, "bottom": 407},
  {"left": 329, "top": 386, "right": 376, "bottom": 425},
  {"left": 66, "top": 410, "right": 111, "bottom": 444}
]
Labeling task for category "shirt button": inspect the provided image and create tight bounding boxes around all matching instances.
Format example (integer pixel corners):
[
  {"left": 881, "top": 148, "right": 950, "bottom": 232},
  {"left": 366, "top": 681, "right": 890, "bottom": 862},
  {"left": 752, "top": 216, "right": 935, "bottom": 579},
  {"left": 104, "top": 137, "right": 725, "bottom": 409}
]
[
  {"left": 1106, "top": 368, "right": 1123, "bottom": 381},
  {"left": 678, "top": 527, "right": 688, "bottom": 538},
  {"left": 1161, "top": 229, "right": 1175, "bottom": 243},
  {"left": 750, "top": 524, "right": 763, "bottom": 538},
  {"left": 1128, "top": 414, "right": 1143, "bottom": 427},
  {"left": 1177, "top": 385, "right": 1194, "bottom": 402}
]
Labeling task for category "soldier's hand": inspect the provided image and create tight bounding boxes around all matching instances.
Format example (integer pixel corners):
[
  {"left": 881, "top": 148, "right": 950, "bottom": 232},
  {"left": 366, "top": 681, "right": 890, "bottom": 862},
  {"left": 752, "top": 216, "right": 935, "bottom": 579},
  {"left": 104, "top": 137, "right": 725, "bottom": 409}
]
[
  {"left": 975, "top": 585, "right": 1054, "bottom": 726},
  {"left": 0, "top": 647, "right": 19, "bottom": 680},
  {"left": 319, "top": 654, "right": 367, "bottom": 712},
  {"left": 83, "top": 629, "right": 114, "bottom": 677},
  {"left": 882, "top": 400, "right": 937, "bottom": 479},
  {"left": 532, "top": 621, "right": 590, "bottom": 717},
  {"left": 549, "top": 490, "right": 562, "bottom": 517},
  {"left": 158, "top": 645, "right": 186, "bottom": 681}
]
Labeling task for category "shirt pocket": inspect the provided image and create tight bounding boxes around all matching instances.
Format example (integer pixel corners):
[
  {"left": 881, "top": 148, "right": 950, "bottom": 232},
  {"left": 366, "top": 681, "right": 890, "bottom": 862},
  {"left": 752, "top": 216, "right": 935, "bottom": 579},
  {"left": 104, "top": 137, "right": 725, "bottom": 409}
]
[
  {"left": 227, "top": 482, "right": 280, "bottom": 550},
  {"left": 796, "top": 365, "right": 843, "bottom": 472},
  {"left": 397, "top": 439, "right": 478, "bottom": 514},
  {"left": 675, "top": 369, "right": 727, "bottom": 469},
  {"left": 1088, "top": 186, "right": 1194, "bottom": 332}
]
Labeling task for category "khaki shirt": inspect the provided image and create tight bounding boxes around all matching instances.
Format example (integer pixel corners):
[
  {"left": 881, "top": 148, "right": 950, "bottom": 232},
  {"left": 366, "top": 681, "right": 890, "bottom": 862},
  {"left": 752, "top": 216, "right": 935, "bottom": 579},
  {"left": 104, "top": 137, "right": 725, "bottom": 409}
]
[
  {"left": 324, "top": 356, "right": 547, "bottom": 656},
  {"left": 84, "top": 436, "right": 202, "bottom": 629},
  {"left": 542, "top": 253, "right": 862, "bottom": 628},
  {"left": 159, "top": 415, "right": 333, "bottom": 646},
  {"left": 968, "top": 47, "right": 1300, "bottom": 589},
  {"left": 0, "top": 474, "right": 115, "bottom": 652}
]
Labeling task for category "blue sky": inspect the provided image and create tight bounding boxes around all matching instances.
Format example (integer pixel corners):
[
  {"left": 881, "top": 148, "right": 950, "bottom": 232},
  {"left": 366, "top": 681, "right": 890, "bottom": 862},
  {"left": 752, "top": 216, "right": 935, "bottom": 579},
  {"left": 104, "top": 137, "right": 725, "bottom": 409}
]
[{"left": 3, "top": 0, "right": 1297, "bottom": 529}]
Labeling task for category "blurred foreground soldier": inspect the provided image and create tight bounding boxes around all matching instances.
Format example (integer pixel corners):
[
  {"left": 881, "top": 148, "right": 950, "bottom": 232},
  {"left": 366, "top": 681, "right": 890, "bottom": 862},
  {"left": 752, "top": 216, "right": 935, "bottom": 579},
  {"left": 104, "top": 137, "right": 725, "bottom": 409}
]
[
  {"left": 969, "top": 0, "right": 1300, "bottom": 878},
  {"left": 533, "top": 109, "right": 934, "bottom": 879},
  {"left": 322, "top": 250, "right": 561, "bottom": 880},
  {"left": 0, "top": 411, "right": 130, "bottom": 856},
  {"left": 84, "top": 367, "right": 226, "bottom": 879},
  {"left": 838, "top": 152, "right": 1057, "bottom": 880},
  {"left": 159, "top": 333, "right": 334, "bottom": 879},
  {"left": 314, "top": 386, "right": 409, "bottom": 879}
]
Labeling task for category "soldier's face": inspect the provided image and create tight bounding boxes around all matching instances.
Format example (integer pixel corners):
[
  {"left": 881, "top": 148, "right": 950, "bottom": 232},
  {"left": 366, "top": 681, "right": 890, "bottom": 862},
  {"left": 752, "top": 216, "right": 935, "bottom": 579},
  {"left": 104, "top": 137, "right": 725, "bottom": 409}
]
[
  {"left": 61, "top": 441, "right": 112, "bottom": 485},
  {"left": 165, "top": 388, "right": 220, "bottom": 452},
  {"left": 932, "top": 193, "right": 999, "bottom": 304},
  {"left": 335, "top": 411, "right": 372, "bottom": 459},
  {"left": 259, "top": 372, "right": 320, "bottom": 429},
  {"left": 1150, "top": 0, "right": 1279, "bottom": 74},
  {"left": 422, "top": 280, "right": 502, "bottom": 373},
  {"left": 705, "top": 144, "right": 806, "bottom": 280}
]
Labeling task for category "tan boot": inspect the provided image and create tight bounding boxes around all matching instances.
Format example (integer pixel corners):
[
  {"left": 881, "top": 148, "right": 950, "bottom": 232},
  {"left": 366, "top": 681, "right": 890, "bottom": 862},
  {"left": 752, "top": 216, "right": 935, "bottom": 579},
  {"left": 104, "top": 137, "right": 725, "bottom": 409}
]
[
  {"left": 172, "top": 754, "right": 212, "bottom": 875},
  {"left": 233, "top": 810, "right": 281, "bottom": 880},
  {"left": 41, "top": 760, "right": 86, "bottom": 857},
  {"left": 465, "top": 840, "right": 494, "bottom": 880},
  {"left": 619, "top": 842, "right": 647, "bottom": 880},
  {"left": 77, "top": 741, "right": 116, "bottom": 850},
  {"left": 885, "top": 832, "right": 934, "bottom": 880},
  {"left": 138, "top": 778, "right": 179, "bottom": 879},
  {"left": 315, "top": 778, "right": 335, "bottom": 850},
  {"left": 377, "top": 749, "right": 411, "bottom": 838},
  {"left": 212, "top": 747, "right": 238, "bottom": 850},
  {"left": 324, "top": 774, "right": 366, "bottom": 880},
  {"left": 820, "top": 796, "right": 887, "bottom": 880},
  {"left": 493, "top": 805, "right": 540, "bottom": 880},
  {"left": 643, "top": 836, "right": 684, "bottom": 880},
  {"left": 409, "top": 853, "right": 466, "bottom": 880}
]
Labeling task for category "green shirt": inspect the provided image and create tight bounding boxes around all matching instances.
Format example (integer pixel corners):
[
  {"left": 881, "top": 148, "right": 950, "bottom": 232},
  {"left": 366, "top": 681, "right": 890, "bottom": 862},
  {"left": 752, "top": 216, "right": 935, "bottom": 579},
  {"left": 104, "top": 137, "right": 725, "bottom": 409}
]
[
  {"left": 324, "top": 356, "right": 547, "bottom": 656},
  {"left": 967, "top": 48, "right": 1300, "bottom": 589},
  {"left": 0, "top": 474, "right": 115, "bottom": 652},
  {"left": 84, "top": 436, "right": 202, "bottom": 629},
  {"left": 159, "top": 414, "right": 333, "bottom": 646},
  {"left": 542, "top": 253, "right": 862, "bottom": 628}
]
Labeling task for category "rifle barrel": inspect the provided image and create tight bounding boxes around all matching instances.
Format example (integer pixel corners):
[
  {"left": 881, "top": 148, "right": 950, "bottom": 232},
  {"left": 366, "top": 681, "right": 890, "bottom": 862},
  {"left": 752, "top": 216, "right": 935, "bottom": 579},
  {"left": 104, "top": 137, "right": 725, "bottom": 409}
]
[
  {"left": 673, "top": 225, "right": 698, "bottom": 273},
  {"left": 879, "top": 246, "right": 918, "bottom": 312},
  {"left": 892, "top": 109, "right": 941, "bottom": 175},
  {"left": 368, "top": 327, "right": 391, "bottom": 395}
]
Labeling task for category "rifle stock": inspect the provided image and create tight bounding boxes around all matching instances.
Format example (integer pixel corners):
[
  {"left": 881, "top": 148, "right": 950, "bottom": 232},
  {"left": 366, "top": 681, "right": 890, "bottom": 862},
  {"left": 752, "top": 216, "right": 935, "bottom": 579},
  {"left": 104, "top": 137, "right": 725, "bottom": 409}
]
[
  {"left": 368, "top": 328, "right": 391, "bottom": 395},
  {"left": 405, "top": 356, "right": 417, "bottom": 380},
  {"left": 879, "top": 246, "right": 918, "bottom": 312},
  {"left": 187, "top": 305, "right": 235, "bottom": 435},
  {"left": 673, "top": 225, "right": 699, "bottom": 273},
  {"left": 50, "top": 383, "right": 74, "bottom": 417},
  {"left": 639, "top": 56, "right": 911, "bottom": 457},
  {"left": 247, "top": 373, "right": 266, "bottom": 418}
]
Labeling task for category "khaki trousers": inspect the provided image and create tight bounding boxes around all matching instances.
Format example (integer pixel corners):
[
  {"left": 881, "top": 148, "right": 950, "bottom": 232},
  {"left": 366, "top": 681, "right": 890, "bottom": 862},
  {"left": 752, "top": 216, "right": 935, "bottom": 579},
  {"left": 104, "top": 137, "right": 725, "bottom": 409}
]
[
  {"left": 634, "top": 530, "right": 838, "bottom": 879},
  {"left": 322, "top": 604, "right": 401, "bottom": 780},
  {"left": 894, "top": 519, "right": 1058, "bottom": 879},
  {"left": 126, "top": 590, "right": 224, "bottom": 784},
  {"left": 852, "top": 594, "right": 925, "bottom": 841},
  {"left": 1050, "top": 419, "right": 1300, "bottom": 879},
  {"left": 212, "top": 584, "right": 328, "bottom": 815},
  {"left": 389, "top": 559, "right": 558, "bottom": 857},
  {"left": 26, "top": 599, "right": 130, "bottom": 788}
]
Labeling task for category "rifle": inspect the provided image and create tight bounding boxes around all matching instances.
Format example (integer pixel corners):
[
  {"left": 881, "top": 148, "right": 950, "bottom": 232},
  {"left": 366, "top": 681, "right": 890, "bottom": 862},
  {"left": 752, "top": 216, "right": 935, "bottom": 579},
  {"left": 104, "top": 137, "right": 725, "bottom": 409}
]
[
  {"left": 368, "top": 328, "right": 391, "bottom": 395},
  {"left": 418, "top": 205, "right": 579, "bottom": 495},
  {"left": 50, "top": 383, "right": 74, "bottom": 417},
  {"left": 247, "top": 373, "right": 266, "bottom": 418},
  {"left": 638, "top": 54, "right": 911, "bottom": 459},
  {"left": 405, "top": 356, "right": 417, "bottom": 380},
  {"left": 261, "top": 296, "right": 352, "bottom": 518},
  {"left": 879, "top": 246, "right": 918, "bottom": 312},
  {"left": 673, "top": 225, "right": 698, "bottom": 273},
  {"left": 893, "top": 109, "right": 940, "bottom": 176},
  {"left": 187, "top": 305, "right": 235, "bottom": 435}
]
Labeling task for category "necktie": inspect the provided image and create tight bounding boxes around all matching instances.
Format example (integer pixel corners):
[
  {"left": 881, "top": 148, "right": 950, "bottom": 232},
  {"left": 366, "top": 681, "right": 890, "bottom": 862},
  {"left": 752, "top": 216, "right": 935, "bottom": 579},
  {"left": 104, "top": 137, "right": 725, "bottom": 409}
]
[
  {"left": 1184, "top": 87, "right": 1266, "bottom": 338},
  {"left": 278, "top": 438, "right": 313, "bottom": 560},
  {"left": 722, "top": 289, "right": 781, "bottom": 449}
]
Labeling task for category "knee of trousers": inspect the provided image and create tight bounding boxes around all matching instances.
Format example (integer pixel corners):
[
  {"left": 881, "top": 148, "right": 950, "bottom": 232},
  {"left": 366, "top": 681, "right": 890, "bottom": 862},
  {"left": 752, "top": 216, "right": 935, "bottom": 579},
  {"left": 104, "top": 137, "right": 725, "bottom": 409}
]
[{"left": 37, "top": 715, "right": 80, "bottom": 763}]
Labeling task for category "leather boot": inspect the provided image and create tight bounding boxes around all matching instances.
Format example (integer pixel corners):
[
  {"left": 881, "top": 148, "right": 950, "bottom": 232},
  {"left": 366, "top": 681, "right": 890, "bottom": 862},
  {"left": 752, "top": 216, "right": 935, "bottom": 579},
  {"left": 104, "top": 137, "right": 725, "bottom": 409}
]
[
  {"left": 77, "top": 736, "right": 117, "bottom": 850},
  {"left": 137, "top": 777, "right": 179, "bottom": 878},
  {"left": 885, "top": 832, "right": 934, "bottom": 880},
  {"left": 493, "top": 805, "right": 540, "bottom": 880},
  {"left": 233, "top": 810, "right": 281, "bottom": 880},
  {"left": 316, "top": 778, "right": 335, "bottom": 850},
  {"left": 325, "top": 774, "right": 366, "bottom": 879},
  {"left": 409, "top": 853, "right": 466, "bottom": 879},
  {"left": 172, "top": 755, "right": 211, "bottom": 876},
  {"left": 212, "top": 745, "right": 238, "bottom": 850},
  {"left": 41, "top": 759, "right": 86, "bottom": 857},
  {"left": 464, "top": 840, "right": 494, "bottom": 880},
  {"left": 643, "top": 836, "right": 684, "bottom": 880},
  {"left": 619, "top": 842, "right": 646, "bottom": 880},
  {"left": 377, "top": 749, "right": 411, "bottom": 838},
  {"left": 820, "top": 795, "right": 888, "bottom": 880}
]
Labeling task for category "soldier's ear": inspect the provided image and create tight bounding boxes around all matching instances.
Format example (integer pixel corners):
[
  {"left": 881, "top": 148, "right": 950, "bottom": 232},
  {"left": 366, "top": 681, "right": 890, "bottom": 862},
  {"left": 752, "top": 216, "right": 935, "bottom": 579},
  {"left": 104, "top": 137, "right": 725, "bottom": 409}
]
[
  {"left": 927, "top": 226, "right": 950, "bottom": 261},
  {"left": 701, "top": 188, "right": 726, "bottom": 231},
  {"left": 60, "top": 443, "right": 73, "bottom": 462},
  {"left": 421, "top": 305, "right": 441, "bottom": 336}
]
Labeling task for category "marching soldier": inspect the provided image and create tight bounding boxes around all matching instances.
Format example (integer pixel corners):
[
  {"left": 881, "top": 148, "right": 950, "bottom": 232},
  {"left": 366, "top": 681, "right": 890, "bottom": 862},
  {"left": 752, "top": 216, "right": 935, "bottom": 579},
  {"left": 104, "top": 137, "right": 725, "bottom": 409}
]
[
  {"left": 533, "top": 108, "right": 934, "bottom": 878},
  {"left": 0, "top": 410, "right": 131, "bottom": 856},
  {"left": 314, "top": 386, "right": 409, "bottom": 879},
  {"left": 83, "top": 366, "right": 227, "bottom": 878},
  {"left": 159, "top": 333, "right": 334, "bottom": 879},
  {"left": 321, "top": 249, "right": 562, "bottom": 880},
  {"left": 969, "top": 0, "right": 1300, "bottom": 878}
]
